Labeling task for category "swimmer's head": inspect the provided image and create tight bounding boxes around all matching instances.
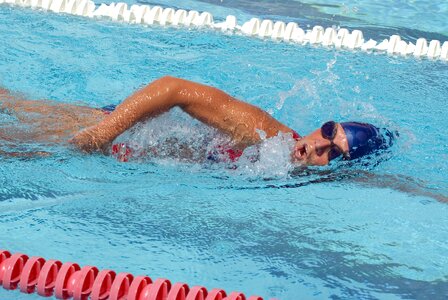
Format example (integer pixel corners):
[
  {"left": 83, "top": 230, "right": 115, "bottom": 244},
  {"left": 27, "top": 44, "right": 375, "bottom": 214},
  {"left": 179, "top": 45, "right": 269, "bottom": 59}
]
[{"left": 292, "top": 121, "right": 394, "bottom": 166}]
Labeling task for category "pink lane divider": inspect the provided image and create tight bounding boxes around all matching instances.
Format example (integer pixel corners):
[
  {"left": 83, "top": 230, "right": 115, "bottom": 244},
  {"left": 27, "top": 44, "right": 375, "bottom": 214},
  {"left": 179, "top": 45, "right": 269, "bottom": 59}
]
[{"left": 0, "top": 250, "right": 272, "bottom": 300}]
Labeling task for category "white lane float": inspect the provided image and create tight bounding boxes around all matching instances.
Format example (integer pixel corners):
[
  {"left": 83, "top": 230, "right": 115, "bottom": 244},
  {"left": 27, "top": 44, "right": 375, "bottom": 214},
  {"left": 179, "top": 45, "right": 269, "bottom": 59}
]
[{"left": 0, "top": 0, "right": 446, "bottom": 62}]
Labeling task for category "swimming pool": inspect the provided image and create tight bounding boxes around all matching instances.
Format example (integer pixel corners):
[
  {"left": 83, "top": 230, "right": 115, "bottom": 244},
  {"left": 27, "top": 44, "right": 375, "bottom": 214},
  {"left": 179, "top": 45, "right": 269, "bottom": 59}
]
[{"left": 0, "top": 0, "right": 447, "bottom": 299}]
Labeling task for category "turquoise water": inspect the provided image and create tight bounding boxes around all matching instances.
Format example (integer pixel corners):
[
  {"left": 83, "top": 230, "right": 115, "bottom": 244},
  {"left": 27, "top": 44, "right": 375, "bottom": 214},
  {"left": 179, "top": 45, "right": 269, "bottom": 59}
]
[
  {"left": 136, "top": 0, "right": 448, "bottom": 40},
  {"left": 296, "top": 0, "right": 448, "bottom": 36},
  {"left": 201, "top": 0, "right": 448, "bottom": 37},
  {"left": 0, "top": 1, "right": 448, "bottom": 299}
]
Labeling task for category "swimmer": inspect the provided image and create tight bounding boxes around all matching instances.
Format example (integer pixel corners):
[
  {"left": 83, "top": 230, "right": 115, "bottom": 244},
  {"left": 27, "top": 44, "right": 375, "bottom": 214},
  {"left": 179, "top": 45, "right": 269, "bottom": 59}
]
[
  {"left": 4, "top": 79, "right": 447, "bottom": 203},
  {"left": 0, "top": 76, "right": 390, "bottom": 164}
]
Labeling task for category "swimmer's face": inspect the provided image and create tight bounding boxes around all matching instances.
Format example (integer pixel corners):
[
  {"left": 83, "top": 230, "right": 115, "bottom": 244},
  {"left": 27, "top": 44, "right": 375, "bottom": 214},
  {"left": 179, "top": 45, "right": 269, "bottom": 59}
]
[{"left": 292, "top": 122, "right": 350, "bottom": 166}]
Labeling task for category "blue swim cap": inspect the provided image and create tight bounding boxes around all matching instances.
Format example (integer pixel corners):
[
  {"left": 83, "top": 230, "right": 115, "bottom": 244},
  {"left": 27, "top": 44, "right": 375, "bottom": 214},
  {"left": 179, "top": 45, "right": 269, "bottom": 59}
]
[{"left": 340, "top": 122, "right": 391, "bottom": 160}]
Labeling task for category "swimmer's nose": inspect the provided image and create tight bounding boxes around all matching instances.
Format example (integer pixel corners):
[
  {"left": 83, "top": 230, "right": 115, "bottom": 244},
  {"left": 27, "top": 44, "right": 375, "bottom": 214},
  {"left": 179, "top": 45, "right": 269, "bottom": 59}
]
[
  {"left": 314, "top": 137, "right": 332, "bottom": 150},
  {"left": 304, "top": 138, "right": 330, "bottom": 158}
]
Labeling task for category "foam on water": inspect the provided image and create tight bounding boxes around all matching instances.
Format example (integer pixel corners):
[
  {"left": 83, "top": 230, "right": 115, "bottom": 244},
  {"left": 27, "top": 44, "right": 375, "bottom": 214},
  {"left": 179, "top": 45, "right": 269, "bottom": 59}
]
[{"left": 114, "top": 110, "right": 297, "bottom": 178}]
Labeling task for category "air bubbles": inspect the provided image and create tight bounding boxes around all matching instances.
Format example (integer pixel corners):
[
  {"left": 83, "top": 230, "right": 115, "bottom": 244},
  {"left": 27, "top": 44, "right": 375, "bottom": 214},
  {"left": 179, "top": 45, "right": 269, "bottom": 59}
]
[{"left": 234, "top": 132, "right": 296, "bottom": 179}]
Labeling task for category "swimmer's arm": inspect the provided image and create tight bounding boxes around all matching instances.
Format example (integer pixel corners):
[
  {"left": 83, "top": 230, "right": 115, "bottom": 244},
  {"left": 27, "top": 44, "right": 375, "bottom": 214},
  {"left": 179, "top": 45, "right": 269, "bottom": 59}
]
[
  {"left": 70, "top": 76, "right": 294, "bottom": 152},
  {"left": 331, "top": 170, "right": 448, "bottom": 203},
  {"left": 0, "top": 87, "right": 10, "bottom": 97},
  {"left": 0, "top": 149, "right": 51, "bottom": 158},
  {"left": 295, "top": 169, "right": 447, "bottom": 203},
  {"left": 352, "top": 171, "right": 448, "bottom": 203}
]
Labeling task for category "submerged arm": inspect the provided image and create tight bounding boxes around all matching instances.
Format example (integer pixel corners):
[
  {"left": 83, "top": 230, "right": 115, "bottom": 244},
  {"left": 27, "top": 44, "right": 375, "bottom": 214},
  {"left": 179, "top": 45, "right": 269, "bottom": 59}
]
[
  {"left": 351, "top": 171, "right": 448, "bottom": 203},
  {"left": 0, "top": 149, "right": 51, "bottom": 159},
  {"left": 70, "top": 76, "right": 294, "bottom": 152},
  {"left": 296, "top": 169, "right": 448, "bottom": 204}
]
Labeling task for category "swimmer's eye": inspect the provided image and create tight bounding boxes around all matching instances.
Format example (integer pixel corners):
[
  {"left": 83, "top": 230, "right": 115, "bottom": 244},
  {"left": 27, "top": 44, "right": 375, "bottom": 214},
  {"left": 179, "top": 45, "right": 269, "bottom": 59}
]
[
  {"left": 328, "top": 146, "right": 342, "bottom": 161},
  {"left": 328, "top": 146, "right": 350, "bottom": 161},
  {"left": 316, "top": 147, "right": 325, "bottom": 156}
]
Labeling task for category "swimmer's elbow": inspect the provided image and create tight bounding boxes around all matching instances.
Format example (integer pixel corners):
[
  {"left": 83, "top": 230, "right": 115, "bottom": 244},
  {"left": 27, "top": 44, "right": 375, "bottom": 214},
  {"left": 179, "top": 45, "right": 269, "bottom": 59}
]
[
  {"left": 152, "top": 75, "right": 183, "bottom": 103},
  {"left": 156, "top": 75, "right": 182, "bottom": 90}
]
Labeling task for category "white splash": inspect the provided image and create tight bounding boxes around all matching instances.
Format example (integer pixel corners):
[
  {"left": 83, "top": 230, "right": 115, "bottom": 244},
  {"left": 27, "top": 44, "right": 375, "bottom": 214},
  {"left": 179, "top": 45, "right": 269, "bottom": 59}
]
[{"left": 235, "top": 132, "right": 297, "bottom": 178}]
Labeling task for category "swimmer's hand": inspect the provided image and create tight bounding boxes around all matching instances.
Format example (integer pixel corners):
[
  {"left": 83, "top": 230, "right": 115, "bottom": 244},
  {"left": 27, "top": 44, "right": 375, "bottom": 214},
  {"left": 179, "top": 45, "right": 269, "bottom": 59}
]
[{"left": 69, "top": 127, "right": 110, "bottom": 153}]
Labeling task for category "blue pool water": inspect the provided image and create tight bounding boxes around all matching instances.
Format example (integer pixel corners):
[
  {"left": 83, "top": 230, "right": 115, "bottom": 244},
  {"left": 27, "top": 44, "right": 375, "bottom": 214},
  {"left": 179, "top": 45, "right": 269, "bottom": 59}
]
[{"left": 0, "top": 1, "right": 448, "bottom": 299}]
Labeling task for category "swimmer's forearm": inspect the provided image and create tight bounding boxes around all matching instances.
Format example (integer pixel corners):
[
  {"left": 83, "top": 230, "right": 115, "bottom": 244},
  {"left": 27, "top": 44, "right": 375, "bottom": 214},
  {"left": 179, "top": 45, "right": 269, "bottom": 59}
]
[
  {"left": 81, "top": 76, "right": 292, "bottom": 150},
  {"left": 90, "top": 76, "right": 230, "bottom": 144},
  {"left": 93, "top": 76, "right": 181, "bottom": 144}
]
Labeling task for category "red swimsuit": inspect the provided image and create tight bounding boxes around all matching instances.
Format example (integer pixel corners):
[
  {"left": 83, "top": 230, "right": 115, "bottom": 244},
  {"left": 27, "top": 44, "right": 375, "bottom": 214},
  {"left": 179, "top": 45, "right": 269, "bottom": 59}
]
[
  {"left": 102, "top": 105, "right": 301, "bottom": 163},
  {"left": 207, "top": 130, "right": 301, "bottom": 163}
]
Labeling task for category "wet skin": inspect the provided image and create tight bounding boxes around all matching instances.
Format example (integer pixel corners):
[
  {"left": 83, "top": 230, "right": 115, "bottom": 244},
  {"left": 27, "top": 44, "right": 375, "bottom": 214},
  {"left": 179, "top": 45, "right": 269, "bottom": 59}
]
[
  {"left": 0, "top": 88, "right": 105, "bottom": 143},
  {"left": 4, "top": 82, "right": 448, "bottom": 203},
  {"left": 70, "top": 76, "right": 294, "bottom": 152},
  {"left": 293, "top": 123, "right": 350, "bottom": 166},
  {"left": 2, "top": 77, "right": 348, "bottom": 165}
]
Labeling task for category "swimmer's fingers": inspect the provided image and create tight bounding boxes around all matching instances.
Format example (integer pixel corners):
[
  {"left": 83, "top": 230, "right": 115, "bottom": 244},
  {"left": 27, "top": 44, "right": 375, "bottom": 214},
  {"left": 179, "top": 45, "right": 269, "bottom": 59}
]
[
  {"left": 69, "top": 128, "right": 109, "bottom": 154},
  {"left": 68, "top": 134, "right": 91, "bottom": 153}
]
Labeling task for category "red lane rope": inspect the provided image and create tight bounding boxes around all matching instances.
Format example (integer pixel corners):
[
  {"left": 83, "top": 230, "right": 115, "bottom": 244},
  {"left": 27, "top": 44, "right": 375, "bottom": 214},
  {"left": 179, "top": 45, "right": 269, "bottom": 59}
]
[{"left": 0, "top": 250, "right": 271, "bottom": 300}]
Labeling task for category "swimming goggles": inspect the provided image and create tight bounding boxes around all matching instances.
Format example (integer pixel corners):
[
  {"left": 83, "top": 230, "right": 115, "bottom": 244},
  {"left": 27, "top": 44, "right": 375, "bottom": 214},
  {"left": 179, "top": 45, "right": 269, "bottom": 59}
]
[{"left": 321, "top": 121, "right": 351, "bottom": 161}]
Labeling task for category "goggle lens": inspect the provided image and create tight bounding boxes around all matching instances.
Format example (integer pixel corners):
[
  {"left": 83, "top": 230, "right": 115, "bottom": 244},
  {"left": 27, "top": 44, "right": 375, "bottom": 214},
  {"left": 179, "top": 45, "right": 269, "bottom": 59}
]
[
  {"left": 320, "top": 121, "right": 350, "bottom": 161},
  {"left": 321, "top": 121, "right": 337, "bottom": 140}
]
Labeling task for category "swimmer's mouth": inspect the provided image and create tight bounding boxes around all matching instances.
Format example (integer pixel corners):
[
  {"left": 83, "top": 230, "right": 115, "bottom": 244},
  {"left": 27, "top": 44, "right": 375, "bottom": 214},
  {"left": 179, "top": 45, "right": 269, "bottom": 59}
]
[{"left": 293, "top": 144, "right": 308, "bottom": 162}]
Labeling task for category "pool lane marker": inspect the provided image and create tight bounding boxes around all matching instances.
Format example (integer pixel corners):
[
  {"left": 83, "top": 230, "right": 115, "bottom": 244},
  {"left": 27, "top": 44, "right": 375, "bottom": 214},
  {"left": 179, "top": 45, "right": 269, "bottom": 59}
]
[
  {"left": 0, "top": 250, "right": 271, "bottom": 300},
  {"left": 1, "top": 0, "right": 447, "bottom": 62}
]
